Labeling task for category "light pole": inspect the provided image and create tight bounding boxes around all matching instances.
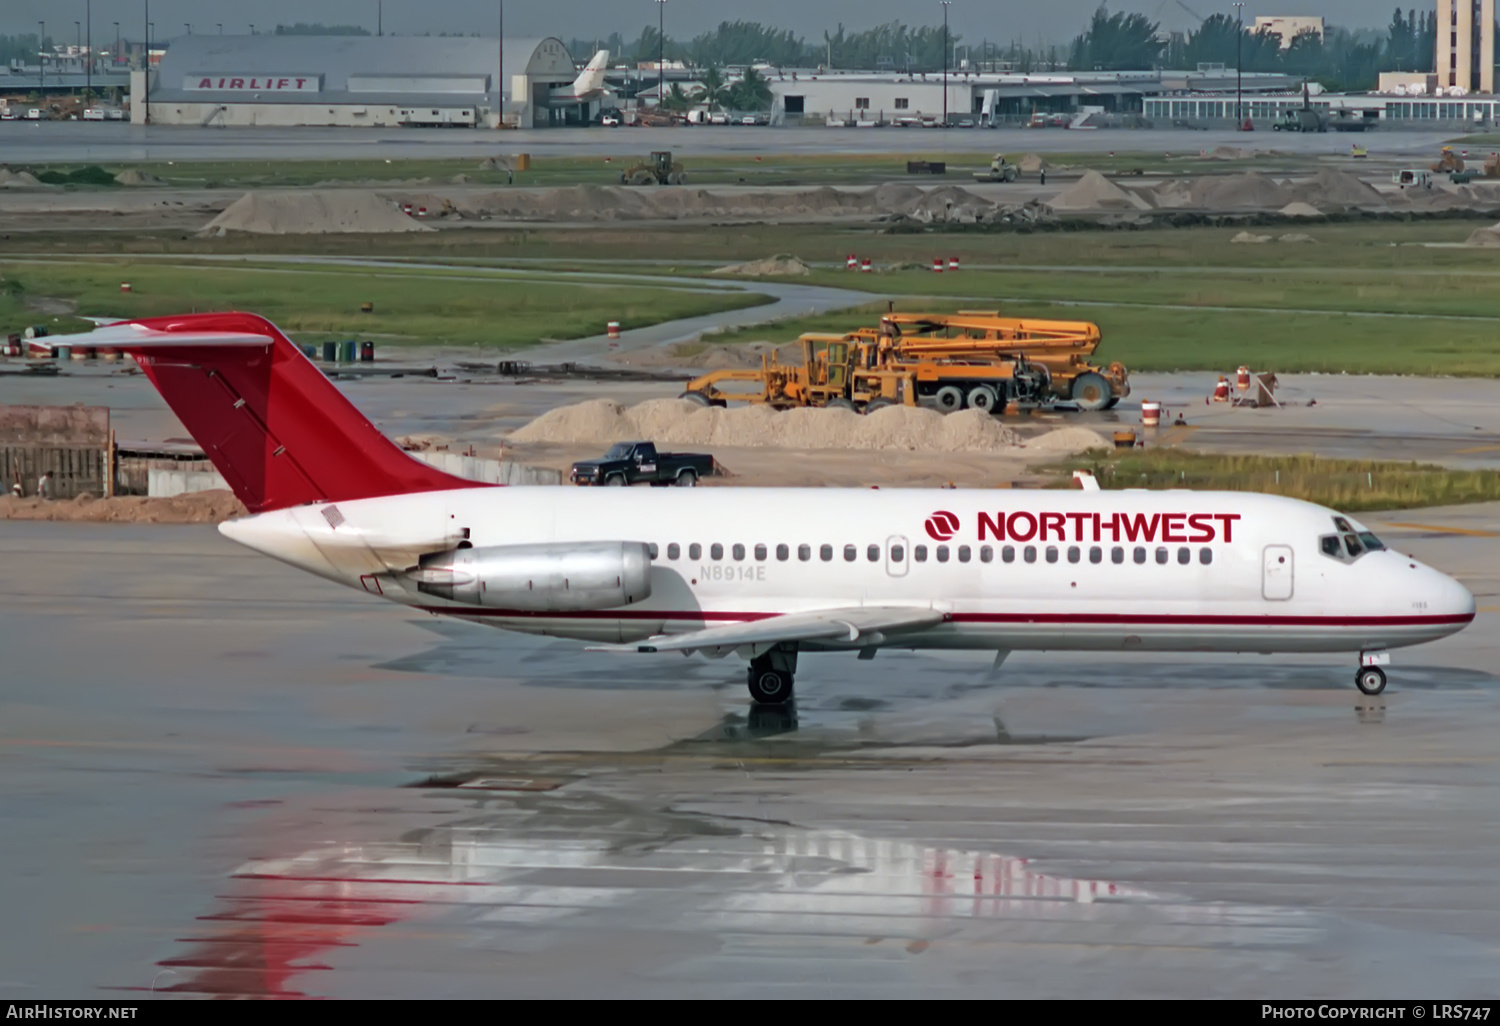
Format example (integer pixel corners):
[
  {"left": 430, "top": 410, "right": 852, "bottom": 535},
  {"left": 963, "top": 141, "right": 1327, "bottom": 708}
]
[
  {"left": 142, "top": 0, "right": 148, "bottom": 123},
  {"left": 1232, "top": 2, "right": 1244, "bottom": 129},
  {"left": 85, "top": 1, "right": 91, "bottom": 101},
  {"left": 655, "top": 0, "right": 667, "bottom": 108},
  {"left": 497, "top": 0, "right": 504, "bottom": 129},
  {"left": 113, "top": 22, "right": 119, "bottom": 66},
  {"left": 941, "top": 1, "right": 952, "bottom": 127},
  {"left": 38, "top": 21, "right": 44, "bottom": 99}
]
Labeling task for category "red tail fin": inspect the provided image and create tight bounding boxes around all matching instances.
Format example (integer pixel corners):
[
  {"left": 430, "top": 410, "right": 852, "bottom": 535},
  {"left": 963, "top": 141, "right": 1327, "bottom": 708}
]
[{"left": 69, "top": 312, "right": 484, "bottom": 514}]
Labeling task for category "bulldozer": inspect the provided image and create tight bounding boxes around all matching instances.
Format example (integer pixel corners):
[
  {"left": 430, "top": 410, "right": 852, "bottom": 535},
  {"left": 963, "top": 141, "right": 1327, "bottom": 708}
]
[
  {"left": 1433, "top": 146, "right": 1465, "bottom": 174},
  {"left": 680, "top": 333, "right": 1053, "bottom": 415},
  {"left": 620, "top": 150, "right": 687, "bottom": 185},
  {"left": 859, "top": 311, "right": 1129, "bottom": 410},
  {"left": 971, "top": 154, "right": 1021, "bottom": 183}
]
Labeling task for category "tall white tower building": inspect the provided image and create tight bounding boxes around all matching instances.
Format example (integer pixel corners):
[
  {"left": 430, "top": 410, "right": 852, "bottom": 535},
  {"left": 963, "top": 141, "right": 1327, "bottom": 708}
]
[{"left": 1437, "top": 0, "right": 1496, "bottom": 94}]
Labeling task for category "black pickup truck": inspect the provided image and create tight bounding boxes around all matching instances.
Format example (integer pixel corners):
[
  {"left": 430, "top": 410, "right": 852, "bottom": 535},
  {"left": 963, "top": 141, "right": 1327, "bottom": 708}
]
[{"left": 569, "top": 441, "right": 715, "bottom": 487}]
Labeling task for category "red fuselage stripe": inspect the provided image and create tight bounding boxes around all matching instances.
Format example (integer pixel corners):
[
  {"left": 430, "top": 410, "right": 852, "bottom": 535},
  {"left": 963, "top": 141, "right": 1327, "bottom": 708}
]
[{"left": 414, "top": 607, "right": 1474, "bottom": 628}]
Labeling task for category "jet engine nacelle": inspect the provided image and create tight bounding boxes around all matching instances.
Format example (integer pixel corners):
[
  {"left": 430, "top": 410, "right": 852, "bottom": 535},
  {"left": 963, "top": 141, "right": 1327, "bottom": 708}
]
[{"left": 412, "top": 541, "right": 652, "bottom": 611}]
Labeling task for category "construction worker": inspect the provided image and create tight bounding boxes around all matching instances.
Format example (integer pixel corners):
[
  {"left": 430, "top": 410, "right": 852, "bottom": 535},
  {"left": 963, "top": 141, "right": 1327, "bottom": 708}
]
[
  {"left": 1039, "top": 167, "right": 1047, "bottom": 186},
  {"left": 37, "top": 471, "right": 53, "bottom": 500}
]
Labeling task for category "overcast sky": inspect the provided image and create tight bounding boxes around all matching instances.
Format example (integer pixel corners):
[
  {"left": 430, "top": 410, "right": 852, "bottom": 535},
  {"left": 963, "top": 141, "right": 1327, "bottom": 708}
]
[{"left": 3, "top": 2, "right": 1391, "bottom": 49}]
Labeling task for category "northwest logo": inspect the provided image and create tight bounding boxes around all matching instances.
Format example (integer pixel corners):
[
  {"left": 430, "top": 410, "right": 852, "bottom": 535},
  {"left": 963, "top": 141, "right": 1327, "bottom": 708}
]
[{"left": 924, "top": 510, "right": 960, "bottom": 541}]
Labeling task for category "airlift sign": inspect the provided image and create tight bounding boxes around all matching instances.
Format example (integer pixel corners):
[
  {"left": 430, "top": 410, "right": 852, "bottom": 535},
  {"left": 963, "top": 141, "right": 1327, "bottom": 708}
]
[{"left": 184, "top": 74, "right": 322, "bottom": 92}]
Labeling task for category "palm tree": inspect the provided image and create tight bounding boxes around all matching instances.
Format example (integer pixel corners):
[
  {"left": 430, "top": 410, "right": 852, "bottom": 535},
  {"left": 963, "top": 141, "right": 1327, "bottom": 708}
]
[
  {"left": 727, "top": 66, "right": 773, "bottom": 112},
  {"left": 696, "top": 64, "right": 728, "bottom": 112},
  {"left": 661, "top": 82, "right": 693, "bottom": 112}
]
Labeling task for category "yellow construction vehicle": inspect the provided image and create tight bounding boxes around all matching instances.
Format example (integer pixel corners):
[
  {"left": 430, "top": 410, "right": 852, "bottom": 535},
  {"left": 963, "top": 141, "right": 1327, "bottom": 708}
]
[
  {"left": 858, "top": 311, "right": 1129, "bottom": 410},
  {"left": 681, "top": 333, "right": 1051, "bottom": 414},
  {"left": 1433, "top": 146, "right": 1465, "bottom": 173},
  {"left": 620, "top": 150, "right": 687, "bottom": 185}
]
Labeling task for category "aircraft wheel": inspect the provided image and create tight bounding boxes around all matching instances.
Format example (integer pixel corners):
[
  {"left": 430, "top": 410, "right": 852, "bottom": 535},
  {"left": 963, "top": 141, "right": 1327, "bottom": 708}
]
[
  {"left": 680, "top": 390, "right": 713, "bottom": 406},
  {"left": 933, "top": 385, "right": 965, "bottom": 412},
  {"left": 966, "top": 385, "right": 1000, "bottom": 413},
  {"left": 1070, "top": 372, "right": 1111, "bottom": 412},
  {"left": 748, "top": 667, "right": 794, "bottom": 704},
  {"left": 1355, "top": 666, "right": 1387, "bottom": 696}
]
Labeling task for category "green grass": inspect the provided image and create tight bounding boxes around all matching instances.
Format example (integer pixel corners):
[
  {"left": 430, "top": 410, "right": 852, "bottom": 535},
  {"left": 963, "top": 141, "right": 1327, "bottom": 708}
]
[
  {"left": 0, "top": 260, "right": 769, "bottom": 348},
  {"left": 1049, "top": 450, "right": 1500, "bottom": 512}
]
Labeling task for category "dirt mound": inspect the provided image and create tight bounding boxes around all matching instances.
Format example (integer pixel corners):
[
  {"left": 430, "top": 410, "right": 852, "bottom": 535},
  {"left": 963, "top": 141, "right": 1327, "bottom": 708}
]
[
  {"left": 0, "top": 490, "right": 246, "bottom": 524},
  {"left": 450, "top": 173, "right": 473, "bottom": 184},
  {"left": 869, "top": 182, "right": 926, "bottom": 209},
  {"left": 1021, "top": 427, "right": 1111, "bottom": 454},
  {"left": 1145, "top": 179, "right": 1195, "bottom": 209},
  {"left": 1017, "top": 153, "right": 1048, "bottom": 173},
  {"left": 1049, "top": 170, "right": 1150, "bottom": 212},
  {"left": 1464, "top": 220, "right": 1500, "bottom": 246},
  {"left": 114, "top": 169, "right": 161, "bottom": 185},
  {"left": 0, "top": 168, "right": 46, "bottom": 188},
  {"left": 1279, "top": 201, "right": 1323, "bottom": 218},
  {"left": 1230, "top": 231, "right": 1273, "bottom": 244},
  {"left": 1289, "top": 168, "right": 1386, "bottom": 209},
  {"left": 201, "top": 191, "right": 435, "bottom": 235},
  {"left": 900, "top": 184, "right": 995, "bottom": 223},
  {"left": 1278, "top": 232, "right": 1316, "bottom": 243},
  {"left": 1189, "top": 172, "right": 1291, "bottom": 210},
  {"left": 712, "top": 254, "right": 810, "bottom": 277},
  {"left": 507, "top": 398, "right": 1023, "bottom": 452}
]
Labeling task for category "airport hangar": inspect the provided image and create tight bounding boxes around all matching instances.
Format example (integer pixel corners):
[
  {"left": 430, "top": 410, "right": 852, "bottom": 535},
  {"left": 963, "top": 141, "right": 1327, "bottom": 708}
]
[{"left": 134, "top": 34, "right": 583, "bottom": 128}]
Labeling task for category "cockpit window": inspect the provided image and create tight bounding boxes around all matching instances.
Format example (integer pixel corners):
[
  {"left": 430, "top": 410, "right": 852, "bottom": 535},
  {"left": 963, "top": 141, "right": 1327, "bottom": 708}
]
[
  {"left": 1333, "top": 516, "right": 1354, "bottom": 533},
  {"left": 1343, "top": 534, "right": 1364, "bottom": 558},
  {"left": 1321, "top": 536, "right": 1343, "bottom": 558},
  {"left": 1320, "top": 519, "right": 1387, "bottom": 563},
  {"left": 1358, "top": 532, "right": 1385, "bottom": 552}
]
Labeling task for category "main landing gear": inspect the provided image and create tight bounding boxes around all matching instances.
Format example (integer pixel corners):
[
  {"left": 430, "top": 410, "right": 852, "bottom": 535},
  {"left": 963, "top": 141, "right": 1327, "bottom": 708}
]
[
  {"left": 748, "top": 647, "right": 798, "bottom": 705},
  {"left": 1355, "top": 651, "right": 1390, "bottom": 696}
]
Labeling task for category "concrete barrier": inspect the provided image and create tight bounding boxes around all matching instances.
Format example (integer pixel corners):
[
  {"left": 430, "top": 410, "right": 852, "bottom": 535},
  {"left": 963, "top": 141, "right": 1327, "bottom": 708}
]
[{"left": 147, "top": 454, "right": 560, "bottom": 497}]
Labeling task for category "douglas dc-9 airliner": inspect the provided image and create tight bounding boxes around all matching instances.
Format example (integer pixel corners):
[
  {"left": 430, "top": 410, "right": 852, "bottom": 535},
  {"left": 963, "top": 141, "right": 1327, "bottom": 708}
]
[{"left": 60, "top": 313, "right": 1475, "bottom": 704}]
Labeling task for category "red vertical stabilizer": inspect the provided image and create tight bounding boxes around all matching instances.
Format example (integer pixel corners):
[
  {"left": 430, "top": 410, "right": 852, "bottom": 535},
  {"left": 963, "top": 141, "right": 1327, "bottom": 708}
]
[{"left": 64, "top": 312, "right": 485, "bottom": 513}]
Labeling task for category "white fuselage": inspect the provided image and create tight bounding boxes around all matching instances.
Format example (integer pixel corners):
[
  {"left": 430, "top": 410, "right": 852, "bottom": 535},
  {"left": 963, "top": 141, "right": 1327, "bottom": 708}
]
[{"left": 220, "top": 486, "right": 1475, "bottom": 658}]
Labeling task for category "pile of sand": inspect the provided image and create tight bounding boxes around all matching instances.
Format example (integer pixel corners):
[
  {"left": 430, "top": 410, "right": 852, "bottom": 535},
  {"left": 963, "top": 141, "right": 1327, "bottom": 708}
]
[
  {"left": 1289, "top": 168, "right": 1386, "bottom": 209},
  {"left": 0, "top": 490, "right": 246, "bottom": 524},
  {"left": 0, "top": 168, "right": 45, "bottom": 188},
  {"left": 507, "top": 398, "right": 1024, "bottom": 452},
  {"left": 1189, "top": 172, "right": 1291, "bottom": 209},
  {"left": 1279, "top": 201, "right": 1323, "bottom": 218},
  {"left": 1230, "top": 231, "right": 1272, "bottom": 244},
  {"left": 1017, "top": 153, "right": 1048, "bottom": 173},
  {"left": 712, "top": 255, "right": 811, "bottom": 277},
  {"left": 1464, "top": 220, "right": 1500, "bottom": 246},
  {"left": 114, "top": 169, "right": 161, "bottom": 185},
  {"left": 1144, "top": 179, "right": 1195, "bottom": 209},
  {"left": 450, "top": 173, "right": 473, "bottom": 184},
  {"left": 200, "top": 191, "right": 435, "bottom": 235},
  {"left": 1278, "top": 232, "right": 1316, "bottom": 243},
  {"left": 1048, "top": 170, "right": 1151, "bottom": 212},
  {"left": 1019, "top": 426, "right": 1111, "bottom": 454}
]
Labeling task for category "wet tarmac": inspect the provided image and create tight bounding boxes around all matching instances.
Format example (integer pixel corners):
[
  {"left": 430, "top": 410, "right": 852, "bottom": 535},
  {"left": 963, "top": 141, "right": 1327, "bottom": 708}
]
[{"left": 1, "top": 510, "right": 1498, "bottom": 998}]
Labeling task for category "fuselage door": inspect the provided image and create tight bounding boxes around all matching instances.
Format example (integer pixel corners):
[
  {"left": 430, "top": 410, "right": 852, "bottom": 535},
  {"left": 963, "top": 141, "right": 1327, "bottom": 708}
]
[
  {"left": 1262, "top": 544, "right": 1294, "bottom": 600},
  {"left": 886, "top": 535, "right": 909, "bottom": 577}
]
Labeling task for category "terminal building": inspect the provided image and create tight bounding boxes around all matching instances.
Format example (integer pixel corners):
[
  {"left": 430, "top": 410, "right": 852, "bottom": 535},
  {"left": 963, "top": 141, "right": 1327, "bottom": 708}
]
[{"left": 136, "top": 34, "right": 578, "bottom": 128}]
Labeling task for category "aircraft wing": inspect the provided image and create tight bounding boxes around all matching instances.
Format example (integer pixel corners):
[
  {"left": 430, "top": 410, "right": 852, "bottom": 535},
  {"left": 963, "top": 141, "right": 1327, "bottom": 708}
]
[{"left": 589, "top": 606, "right": 946, "bottom": 656}]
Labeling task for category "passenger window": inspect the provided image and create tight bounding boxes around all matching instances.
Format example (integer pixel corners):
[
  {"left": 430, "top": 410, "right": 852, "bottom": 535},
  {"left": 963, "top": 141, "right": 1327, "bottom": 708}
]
[
  {"left": 711, "top": 543, "right": 724, "bottom": 560},
  {"left": 798, "top": 544, "right": 811, "bottom": 562},
  {"left": 1134, "top": 547, "right": 1147, "bottom": 564},
  {"left": 1112, "top": 546, "right": 1124, "bottom": 564},
  {"left": 891, "top": 544, "right": 905, "bottom": 562},
  {"left": 914, "top": 545, "right": 928, "bottom": 562},
  {"left": 730, "top": 543, "right": 744, "bottom": 561},
  {"left": 936, "top": 545, "right": 950, "bottom": 563},
  {"left": 1199, "top": 547, "right": 1213, "bottom": 565},
  {"left": 1045, "top": 546, "right": 1059, "bottom": 564},
  {"left": 1023, "top": 545, "right": 1037, "bottom": 563},
  {"left": 957, "top": 545, "right": 971, "bottom": 563},
  {"left": 1002, "top": 545, "right": 1015, "bottom": 563},
  {"left": 1067, "top": 546, "right": 1080, "bottom": 564},
  {"left": 689, "top": 543, "right": 702, "bottom": 560},
  {"left": 648, "top": 543, "right": 659, "bottom": 559},
  {"left": 1177, "top": 547, "right": 1190, "bottom": 565},
  {"left": 774, "top": 544, "right": 787, "bottom": 561},
  {"left": 980, "top": 545, "right": 993, "bottom": 563},
  {"left": 667, "top": 543, "right": 680, "bottom": 560},
  {"left": 844, "top": 544, "right": 857, "bottom": 562},
  {"left": 868, "top": 544, "right": 881, "bottom": 562},
  {"left": 820, "top": 544, "right": 834, "bottom": 562},
  {"left": 1155, "top": 547, "right": 1168, "bottom": 565},
  {"left": 1089, "top": 546, "right": 1102, "bottom": 564},
  {"left": 753, "top": 544, "right": 766, "bottom": 561}
]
